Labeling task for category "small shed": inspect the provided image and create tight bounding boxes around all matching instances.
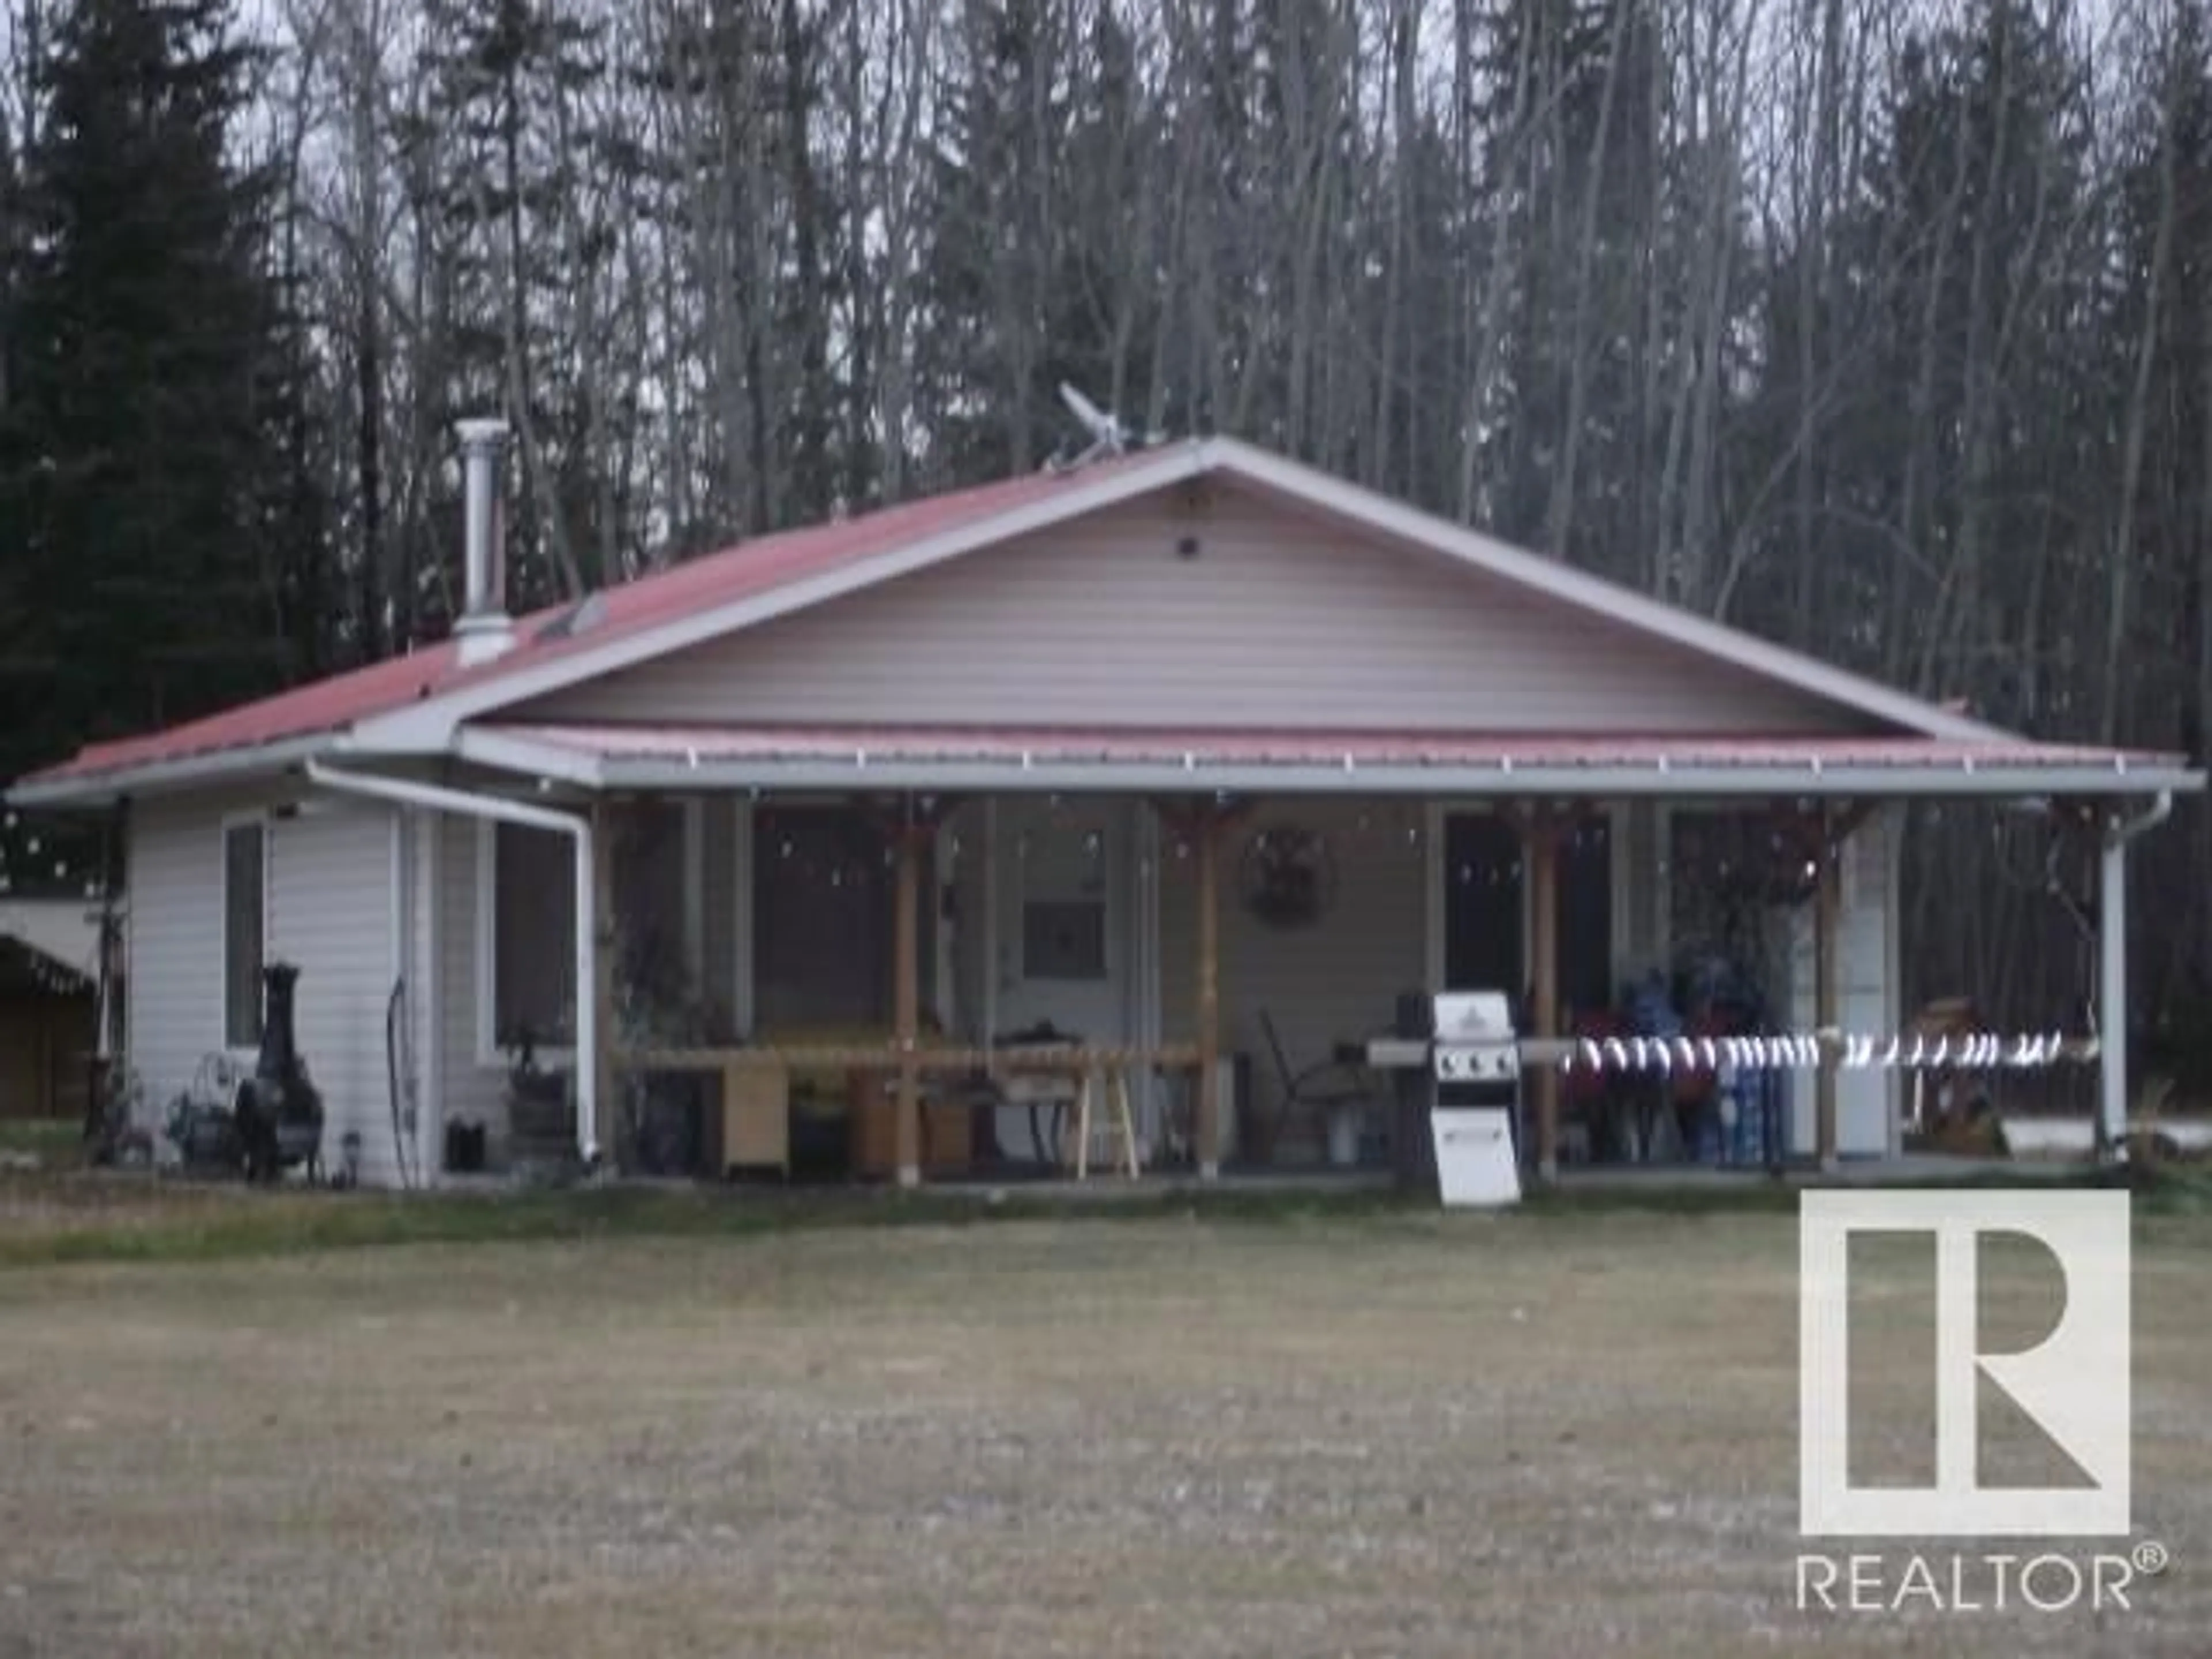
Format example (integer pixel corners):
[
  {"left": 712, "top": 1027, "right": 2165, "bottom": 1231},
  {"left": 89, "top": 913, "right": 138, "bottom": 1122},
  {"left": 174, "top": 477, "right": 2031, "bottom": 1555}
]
[{"left": 0, "top": 900, "right": 99, "bottom": 1122}]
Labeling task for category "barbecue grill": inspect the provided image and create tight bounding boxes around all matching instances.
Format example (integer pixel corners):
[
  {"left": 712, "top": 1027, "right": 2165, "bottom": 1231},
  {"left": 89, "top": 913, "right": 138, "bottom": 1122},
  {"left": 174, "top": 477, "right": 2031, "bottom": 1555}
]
[
  {"left": 1368, "top": 990, "right": 1525, "bottom": 1205},
  {"left": 1430, "top": 990, "right": 1521, "bottom": 1090}
]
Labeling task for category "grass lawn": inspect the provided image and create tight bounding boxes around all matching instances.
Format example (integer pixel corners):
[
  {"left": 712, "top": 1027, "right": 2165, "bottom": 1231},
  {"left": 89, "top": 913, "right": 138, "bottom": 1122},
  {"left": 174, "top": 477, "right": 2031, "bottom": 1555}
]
[
  {"left": 0, "top": 1118, "right": 82, "bottom": 1167},
  {"left": 0, "top": 1185, "right": 2204, "bottom": 1657}
]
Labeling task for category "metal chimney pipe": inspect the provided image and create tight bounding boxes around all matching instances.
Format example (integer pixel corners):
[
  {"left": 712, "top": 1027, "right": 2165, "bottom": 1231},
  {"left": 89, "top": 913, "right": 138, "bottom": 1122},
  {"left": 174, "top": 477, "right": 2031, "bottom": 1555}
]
[{"left": 453, "top": 416, "right": 514, "bottom": 666}]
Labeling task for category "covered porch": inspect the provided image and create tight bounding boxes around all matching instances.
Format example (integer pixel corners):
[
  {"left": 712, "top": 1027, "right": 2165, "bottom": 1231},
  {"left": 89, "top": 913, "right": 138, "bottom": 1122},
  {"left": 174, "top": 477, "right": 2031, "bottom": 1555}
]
[{"left": 313, "top": 722, "right": 2180, "bottom": 1190}]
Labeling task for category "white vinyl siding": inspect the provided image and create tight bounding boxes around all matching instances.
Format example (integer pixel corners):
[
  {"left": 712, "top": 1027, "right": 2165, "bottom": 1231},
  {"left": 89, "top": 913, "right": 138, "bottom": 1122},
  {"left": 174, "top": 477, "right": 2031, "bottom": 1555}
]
[
  {"left": 266, "top": 803, "right": 406, "bottom": 1186},
  {"left": 128, "top": 794, "right": 403, "bottom": 1183},
  {"left": 407, "top": 806, "right": 443, "bottom": 1182},
  {"left": 129, "top": 796, "right": 234, "bottom": 1142},
  {"left": 441, "top": 814, "right": 508, "bottom": 1155},
  {"left": 1159, "top": 799, "right": 1427, "bottom": 1150},
  {"left": 520, "top": 487, "right": 1859, "bottom": 737}
]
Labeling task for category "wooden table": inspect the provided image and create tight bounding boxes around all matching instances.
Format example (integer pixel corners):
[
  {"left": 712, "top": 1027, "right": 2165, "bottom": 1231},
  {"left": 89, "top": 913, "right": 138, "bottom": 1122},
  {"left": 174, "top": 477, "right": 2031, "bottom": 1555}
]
[{"left": 614, "top": 1044, "right": 1205, "bottom": 1182}]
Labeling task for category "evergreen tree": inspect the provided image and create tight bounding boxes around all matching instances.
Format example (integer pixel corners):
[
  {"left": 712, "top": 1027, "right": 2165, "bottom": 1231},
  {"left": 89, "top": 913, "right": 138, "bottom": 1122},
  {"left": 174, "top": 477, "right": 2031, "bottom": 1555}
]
[{"left": 0, "top": 0, "right": 317, "bottom": 896}]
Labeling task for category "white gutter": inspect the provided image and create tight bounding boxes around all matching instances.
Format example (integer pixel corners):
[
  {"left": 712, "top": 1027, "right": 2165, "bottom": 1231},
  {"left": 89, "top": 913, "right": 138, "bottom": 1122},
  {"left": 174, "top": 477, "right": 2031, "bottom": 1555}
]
[
  {"left": 305, "top": 759, "right": 601, "bottom": 1165},
  {"left": 5, "top": 734, "right": 338, "bottom": 809},
  {"left": 2097, "top": 790, "right": 2174, "bottom": 1159},
  {"left": 2105, "top": 788, "right": 2174, "bottom": 849},
  {"left": 455, "top": 726, "right": 606, "bottom": 787},
  {"left": 584, "top": 755, "right": 2208, "bottom": 800}
]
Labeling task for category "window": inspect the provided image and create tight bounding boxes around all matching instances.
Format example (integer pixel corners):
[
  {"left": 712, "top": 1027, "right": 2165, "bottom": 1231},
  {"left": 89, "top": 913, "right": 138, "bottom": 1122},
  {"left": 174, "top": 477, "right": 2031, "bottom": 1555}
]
[
  {"left": 1442, "top": 813, "right": 1522, "bottom": 995},
  {"left": 487, "top": 823, "right": 576, "bottom": 1054},
  {"left": 752, "top": 805, "right": 933, "bottom": 1031},
  {"left": 1439, "top": 809, "right": 1612, "bottom": 1016},
  {"left": 222, "top": 819, "right": 266, "bottom": 1048},
  {"left": 1557, "top": 813, "right": 1614, "bottom": 1017},
  {"left": 1022, "top": 900, "right": 1107, "bottom": 980}
]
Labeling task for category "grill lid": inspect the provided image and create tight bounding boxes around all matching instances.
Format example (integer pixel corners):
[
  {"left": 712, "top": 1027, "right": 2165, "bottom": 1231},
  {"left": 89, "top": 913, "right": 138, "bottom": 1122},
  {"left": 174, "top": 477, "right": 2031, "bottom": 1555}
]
[{"left": 1432, "top": 990, "right": 1517, "bottom": 1046}]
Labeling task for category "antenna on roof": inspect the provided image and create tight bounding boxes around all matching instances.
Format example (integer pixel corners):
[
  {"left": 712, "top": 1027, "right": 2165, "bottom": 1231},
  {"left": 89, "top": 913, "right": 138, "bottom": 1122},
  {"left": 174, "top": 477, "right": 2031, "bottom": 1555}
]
[{"left": 1050, "top": 382, "right": 1130, "bottom": 473}]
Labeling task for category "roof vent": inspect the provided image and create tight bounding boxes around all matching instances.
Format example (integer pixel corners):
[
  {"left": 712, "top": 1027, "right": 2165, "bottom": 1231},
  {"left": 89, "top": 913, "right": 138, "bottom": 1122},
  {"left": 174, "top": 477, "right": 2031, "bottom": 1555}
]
[
  {"left": 538, "top": 591, "right": 609, "bottom": 642},
  {"left": 453, "top": 418, "right": 515, "bottom": 667}
]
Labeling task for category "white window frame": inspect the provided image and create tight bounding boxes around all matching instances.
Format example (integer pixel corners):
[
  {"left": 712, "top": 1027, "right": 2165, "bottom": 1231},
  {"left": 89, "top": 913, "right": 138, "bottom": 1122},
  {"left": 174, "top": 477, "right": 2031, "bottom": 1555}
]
[
  {"left": 219, "top": 811, "right": 271, "bottom": 1057},
  {"left": 474, "top": 802, "right": 704, "bottom": 1067}
]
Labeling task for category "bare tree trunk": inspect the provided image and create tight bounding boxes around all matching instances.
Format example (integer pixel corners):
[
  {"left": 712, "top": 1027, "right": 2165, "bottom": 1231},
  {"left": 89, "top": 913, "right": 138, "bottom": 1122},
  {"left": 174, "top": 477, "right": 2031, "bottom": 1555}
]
[
  {"left": 2106, "top": 65, "right": 2176, "bottom": 744},
  {"left": 1453, "top": 1, "right": 1537, "bottom": 524},
  {"left": 1543, "top": 0, "right": 1634, "bottom": 559}
]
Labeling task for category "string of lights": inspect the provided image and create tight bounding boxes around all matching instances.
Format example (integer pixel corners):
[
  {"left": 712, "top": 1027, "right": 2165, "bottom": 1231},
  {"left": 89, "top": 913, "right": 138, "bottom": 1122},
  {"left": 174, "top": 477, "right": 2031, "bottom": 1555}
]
[{"left": 1545, "top": 1029, "right": 2093, "bottom": 1075}]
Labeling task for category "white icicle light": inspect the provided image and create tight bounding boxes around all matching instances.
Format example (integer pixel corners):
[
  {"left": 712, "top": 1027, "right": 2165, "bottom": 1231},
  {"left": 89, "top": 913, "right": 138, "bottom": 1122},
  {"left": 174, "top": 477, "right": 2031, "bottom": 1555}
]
[{"left": 1520, "top": 1029, "right": 2094, "bottom": 1074}]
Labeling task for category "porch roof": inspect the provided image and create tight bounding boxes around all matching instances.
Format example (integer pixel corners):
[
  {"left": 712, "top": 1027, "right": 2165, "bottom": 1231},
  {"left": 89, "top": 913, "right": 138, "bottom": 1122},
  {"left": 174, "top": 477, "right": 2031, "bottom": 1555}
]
[{"left": 472, "top": 721, "right": 2200, "bottom": 800}]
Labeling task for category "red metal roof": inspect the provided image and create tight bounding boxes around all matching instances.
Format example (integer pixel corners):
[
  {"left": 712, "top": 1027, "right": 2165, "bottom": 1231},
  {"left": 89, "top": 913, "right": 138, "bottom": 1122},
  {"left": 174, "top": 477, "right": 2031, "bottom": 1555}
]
[
  {"left": 21, "top": 453, "right": 1166, "bottom": 785},
  {"left": 49, "top": 644, "right": 466, "bottom": 781},
  {"left": 18, "top": 437, "right": 2195, "bottom": 793},
  {"left": 489, "top": 722, "right": 2184, "bottom": 774}
]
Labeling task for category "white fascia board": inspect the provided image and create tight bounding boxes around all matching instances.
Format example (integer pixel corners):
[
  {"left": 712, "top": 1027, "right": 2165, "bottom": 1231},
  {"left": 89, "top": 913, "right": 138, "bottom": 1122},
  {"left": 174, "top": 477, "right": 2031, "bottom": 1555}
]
[
  {"left": 1201, "top": 437, "right": 2017, "bottom": 745},
  {"left": 3, "top": 733, "right": 339, "bottom": 809},
  {"left": 346, "top": 445, "right": 1213, "bottom": 752},
  {"left": 5, "top": 723, "right": 606, "bottom": 811},
  {"left": 453, "top": 726, "right": 606, "bottom": 788},
  {"left": 591, "top": 754, "right": 2203, "bottom": 800}
]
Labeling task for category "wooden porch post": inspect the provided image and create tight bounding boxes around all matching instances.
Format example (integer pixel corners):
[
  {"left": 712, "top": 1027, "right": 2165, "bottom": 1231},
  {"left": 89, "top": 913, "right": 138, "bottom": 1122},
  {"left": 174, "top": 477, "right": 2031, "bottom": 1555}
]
[
  {"left": 589, "top": 801, "right": 618, "bottom": 1166},
  {"left": 1195, "top": 810, "right": 1222, "bottom": 1181},
  {"left": 893, "top": 808, "right": 922, "bottom": 1189},
  {"left": 1813, "top": 809, "right": 1842, "bottom": 1174},
  {"left": 1527, "top": 809, "right": 1562, "bottom": 1183}
]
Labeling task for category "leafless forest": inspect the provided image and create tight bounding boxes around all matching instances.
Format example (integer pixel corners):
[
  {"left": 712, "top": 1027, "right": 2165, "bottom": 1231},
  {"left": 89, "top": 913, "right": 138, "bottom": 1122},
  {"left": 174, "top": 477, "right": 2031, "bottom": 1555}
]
[{"left": 6, "top": 0, "right": 2211, "bottom": 1066}]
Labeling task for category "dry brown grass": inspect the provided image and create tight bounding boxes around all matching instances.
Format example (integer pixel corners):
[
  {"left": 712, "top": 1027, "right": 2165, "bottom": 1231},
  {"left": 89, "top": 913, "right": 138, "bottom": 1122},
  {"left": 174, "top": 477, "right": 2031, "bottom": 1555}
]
[{"left": 0, "top": 1206, "right": 2206, "bottom": 1657}]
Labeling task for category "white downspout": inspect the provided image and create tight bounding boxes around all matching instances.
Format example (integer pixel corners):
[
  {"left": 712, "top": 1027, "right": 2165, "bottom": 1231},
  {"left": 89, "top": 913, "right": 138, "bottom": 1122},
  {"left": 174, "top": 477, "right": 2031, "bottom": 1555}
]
[
  {"left": 306, "top": 759, "right": 601, "bottom": 1165},
  {"left": 2098, "top": 790, "right": 2172, "bottom": 1161}
]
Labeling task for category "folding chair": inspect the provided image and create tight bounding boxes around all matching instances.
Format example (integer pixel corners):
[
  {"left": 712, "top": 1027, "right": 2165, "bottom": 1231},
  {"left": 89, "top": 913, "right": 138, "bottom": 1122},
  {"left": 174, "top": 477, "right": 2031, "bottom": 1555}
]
[{"left": 1258, "top": 1009, "right": 1376, "bottom": 1154}]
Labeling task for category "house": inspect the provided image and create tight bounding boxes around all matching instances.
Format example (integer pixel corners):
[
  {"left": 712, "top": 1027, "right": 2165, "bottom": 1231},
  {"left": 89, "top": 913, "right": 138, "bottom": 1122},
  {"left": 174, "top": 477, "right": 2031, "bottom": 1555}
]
[
  {"left": 0, "top": 897, "right": 101, "bottom": 1123},
  {"left": 6, "top": 425, "right": 2199, "bottom": 1188}
]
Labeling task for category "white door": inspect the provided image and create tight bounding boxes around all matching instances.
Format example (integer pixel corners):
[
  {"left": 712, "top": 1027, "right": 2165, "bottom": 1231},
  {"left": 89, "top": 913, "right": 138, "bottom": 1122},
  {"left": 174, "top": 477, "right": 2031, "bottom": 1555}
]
[
  {"left": 990, "top": 800, "right": 1132, "bottom": 1164},
  {"left": 995, "top": 799, "right": 1129, "bottom": 1043},
  {"left": 1783, "top": 810, "right": 1900, "bottom": 1157}
]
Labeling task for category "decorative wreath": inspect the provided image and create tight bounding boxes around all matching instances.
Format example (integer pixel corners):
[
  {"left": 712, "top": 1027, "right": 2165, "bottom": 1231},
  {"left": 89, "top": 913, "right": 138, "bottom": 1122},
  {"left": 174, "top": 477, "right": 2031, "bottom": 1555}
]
[{"left": 1238, "top": 825, "right": 1337, "bottom": 930}]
